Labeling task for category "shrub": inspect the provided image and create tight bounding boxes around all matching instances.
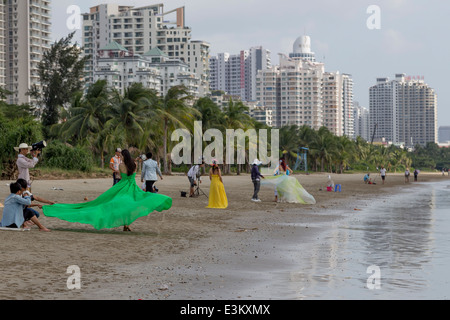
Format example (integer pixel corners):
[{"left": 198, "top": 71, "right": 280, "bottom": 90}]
[{"left": 42, "top": 141, "right": 94, "bottom": 172}]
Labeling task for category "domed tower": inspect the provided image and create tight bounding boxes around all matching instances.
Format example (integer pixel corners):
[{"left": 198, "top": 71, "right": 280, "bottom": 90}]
[{"left": 289, "top": 35, "right": 316, "bottom": 62}]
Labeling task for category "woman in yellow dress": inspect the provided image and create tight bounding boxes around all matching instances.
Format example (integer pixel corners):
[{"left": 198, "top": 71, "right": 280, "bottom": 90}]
[{"left": 206, "top": 159, "right": 228, "bottom": 209}]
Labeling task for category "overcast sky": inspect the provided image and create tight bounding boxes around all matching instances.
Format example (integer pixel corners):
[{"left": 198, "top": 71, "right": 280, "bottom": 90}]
[{"left": 52, "top": 0, "right": 450, "bottom": 128}]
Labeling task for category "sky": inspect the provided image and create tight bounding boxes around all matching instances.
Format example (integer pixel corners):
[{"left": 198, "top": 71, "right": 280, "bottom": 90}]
[{"left": 52, "top": 0, "right": 450, "bottom": 127}]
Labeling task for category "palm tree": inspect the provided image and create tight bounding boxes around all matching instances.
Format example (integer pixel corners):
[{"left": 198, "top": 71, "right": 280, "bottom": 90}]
[
  {"left": 106, "top": 83, "right": 155, "bottom": 149},
  {"left": 151, "top": 85, "right": 199, "bottom": 174},
  {"left": 222, "top": 99, "right": 253, "bottom": 174},
  {"left": 56, "top": 80, "right": 110, "bottom": 143}
]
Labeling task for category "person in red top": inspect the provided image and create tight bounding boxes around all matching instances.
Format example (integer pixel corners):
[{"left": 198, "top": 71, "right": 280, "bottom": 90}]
[{"left": 109, "top": 148, "right": 123, "bottom": 186}]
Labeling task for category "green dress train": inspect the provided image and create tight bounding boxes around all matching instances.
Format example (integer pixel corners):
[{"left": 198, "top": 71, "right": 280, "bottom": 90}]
[{"left": 42, "top": 173, "right": 172, "bottom": 230}]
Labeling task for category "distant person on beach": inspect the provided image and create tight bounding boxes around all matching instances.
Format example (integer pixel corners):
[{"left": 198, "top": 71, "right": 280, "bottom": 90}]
[
  {"left": 0, "top": 182, "right": 50, "bottom": 232},
  {"left": 380, "top": 166, "right": 387, "bottom": 184},
  {"left": 405, "top": 168, "right": 410, "bottom": 183},
  {"left": 109, "top": 148, "right": 123, "bottom": 186},
  {"left": 414, "top": 169, "right": 419, "bottom": 182},
  {"left": 141, "top": 152, "right": 163, "bottom": 193},
  {"left": 364, "top": 173, "right": 372, "bottom": 184},
  {"left": 15, "top": 143, "right": 40, "bottom": 191},
  {"left": 251, "top": 159, "right": 265, "bottom": 202}
]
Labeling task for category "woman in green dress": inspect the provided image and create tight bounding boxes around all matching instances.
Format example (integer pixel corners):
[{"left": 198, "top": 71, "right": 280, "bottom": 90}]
[{"left": 42, "top": 150, "right": 172, "bottom": 231}]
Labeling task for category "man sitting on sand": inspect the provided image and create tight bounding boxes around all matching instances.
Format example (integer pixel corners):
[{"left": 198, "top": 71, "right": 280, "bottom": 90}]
[
  {"left": 0, "top": 182, "right": 50, "bottom": 232},
  {"left": 16, "top": 178, "right": 55, "bottom": 229},
  {"left": 364, "top": 173, "right": 375, "bottom": 185}
]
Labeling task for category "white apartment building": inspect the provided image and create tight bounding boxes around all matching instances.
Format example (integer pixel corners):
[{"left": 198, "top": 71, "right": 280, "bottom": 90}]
[
  {"left": 370, "top": 74, "right": 437, "bottom": 147},
  {"left": 247, "top": 102, "right": 273, "bottom": 127},
  {"left": 210, "top": 46, "right": 271, "bottom": 102},
  {"left": 94, "top": 42, "right": 161, "bottom": 95},
  {"left": 256, "top": 53, "right": 325, "bottom": 129},
  {"left": 4, "top": 0, "right": 51, "bottom": 105},
  {"left": 82, "top": 4, "right": 209, "bottom": 96},
  {"left": 353, "top": 101, "right": 370, "bottom": 141},
  {"left": 94, "top": 42, "right": 200, "bottom": 99}
]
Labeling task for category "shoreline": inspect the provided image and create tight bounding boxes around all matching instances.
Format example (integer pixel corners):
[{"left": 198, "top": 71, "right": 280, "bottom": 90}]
[{"left": 0, "top": 172, "right": 447, "bottom": 300}]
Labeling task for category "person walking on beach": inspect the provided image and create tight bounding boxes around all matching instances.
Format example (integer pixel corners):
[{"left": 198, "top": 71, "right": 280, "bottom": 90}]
[
  {"left": 414, "top": 169, "right": 419, "bottom": 182},
  {"left": 251, "top": 159, "right": 265, "bottom": 202},
  {"left": 380, "top": 165, "right": 387, "bottom": 185},
  {"left": 141, "top": 152, "right": 163, "bottom": 193},
  {"left": 109, "top": 148, "right": 122, "bottom": 186},
  {"left": 405, "top": 168, "right": 410, "bottom": 183},
  {"left": 15, "top": 143, "right": 40, "bottom": 191}
]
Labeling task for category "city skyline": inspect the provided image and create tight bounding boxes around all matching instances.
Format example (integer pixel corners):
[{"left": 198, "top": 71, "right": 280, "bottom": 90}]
[{"left": 51, "top": 0, "right": 450, "bottom": 127}]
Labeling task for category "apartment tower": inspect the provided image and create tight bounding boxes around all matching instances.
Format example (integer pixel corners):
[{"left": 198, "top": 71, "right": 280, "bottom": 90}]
[
  {"left": 209, "top": 46, "right": 271, "bottom": 101},
  {"left": 5, "top": 0, "right": 51, "bottom": 105},
  {"left": 370, "top": 74, "right": 437, "bottom": 147},
  {"left": 82, "top": 4, "right": 210, "bottom": 96}
]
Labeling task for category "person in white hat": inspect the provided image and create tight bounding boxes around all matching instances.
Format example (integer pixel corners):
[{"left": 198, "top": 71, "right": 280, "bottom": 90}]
[
  {"left": 15, "top": 143, "right": 40, "bottom": 190},
  {"left": 251, "top": 159, "right": 265, "bottom": 202}
]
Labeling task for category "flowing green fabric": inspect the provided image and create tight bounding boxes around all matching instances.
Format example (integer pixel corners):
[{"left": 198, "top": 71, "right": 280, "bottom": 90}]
[
  {"left": 262, "top": 174, "right": 316, "bottom": 204},
  {"left": 42, "top": 173, "right": 172, "bottom": 230}
]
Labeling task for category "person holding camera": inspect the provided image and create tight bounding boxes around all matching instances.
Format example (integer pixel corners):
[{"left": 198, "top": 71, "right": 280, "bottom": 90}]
[
  {"left": 188, "top": 159, "right": 205, "bottom": 197},
  {"left": 14, "top": 143, "right": 40, "bottom": 191},
  {"left": 141, "top": 152, "right": 163, "bottom": 193}
]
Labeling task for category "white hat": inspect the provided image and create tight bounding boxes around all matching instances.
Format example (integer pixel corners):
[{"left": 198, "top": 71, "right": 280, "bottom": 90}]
[
  {"left": 14, "top": 143, "right": 32, "bottom": 152},
  {"left": 116, "top": 148, "right": 122, "bottom": 153},
  {"left": 252, "top": 159, "right": 262, "bottom": 166}
]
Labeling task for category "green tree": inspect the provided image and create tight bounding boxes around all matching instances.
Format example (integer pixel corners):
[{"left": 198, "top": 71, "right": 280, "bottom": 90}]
[{"left": 29, "top": 32, "right": 90, "bottom": 132}]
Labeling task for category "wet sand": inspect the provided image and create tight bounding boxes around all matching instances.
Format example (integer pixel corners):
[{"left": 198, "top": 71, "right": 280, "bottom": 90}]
[{"left": 0, "top": 171, "right": 447, "bottom": 300}]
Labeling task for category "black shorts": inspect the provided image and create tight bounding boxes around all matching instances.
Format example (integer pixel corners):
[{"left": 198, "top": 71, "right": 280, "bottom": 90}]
[
  {"left": 188, "top": 176, "right": 196, "bottom": 188},
  {"left": 381, "top": 175, "right": 385, "bottom": 180}
]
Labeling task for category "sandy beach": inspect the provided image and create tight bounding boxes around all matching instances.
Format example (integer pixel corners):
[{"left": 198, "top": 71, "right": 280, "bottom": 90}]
[{"left": 0, "top": 170, "right": 447, "bottom": 300}]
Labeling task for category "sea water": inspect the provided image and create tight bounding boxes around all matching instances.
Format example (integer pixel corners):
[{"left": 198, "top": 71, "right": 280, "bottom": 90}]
[{"left": 288, "top": 180, "right": 450, "bottom": 300}]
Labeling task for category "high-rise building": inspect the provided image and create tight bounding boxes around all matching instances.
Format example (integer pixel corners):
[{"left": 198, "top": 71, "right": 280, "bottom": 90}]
[
  {"left": 370, "top": 74, "right": 437, "bottom": 147},
  {"left": 82, "top": 4, "right": 210, "bottom": 96},
  {"left": 209, "top": 46, "right": 271, "bottom": 101},
  {"left": 289, "top": 35, "right": 316, "bottom": 62},
  {"left": 438, "top": 126, "right": 450, "bottom": 143},
  {"left": 353, "top": 101, "right": 370, "bottom": 141},
  {"left": 4, "top": 0, "right": 51, "bottom": 105}
]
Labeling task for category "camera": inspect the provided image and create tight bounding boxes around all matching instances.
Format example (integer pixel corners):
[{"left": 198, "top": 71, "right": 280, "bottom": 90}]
[{"left": 32, "top": 141, "right": 47, "bottom": 151}]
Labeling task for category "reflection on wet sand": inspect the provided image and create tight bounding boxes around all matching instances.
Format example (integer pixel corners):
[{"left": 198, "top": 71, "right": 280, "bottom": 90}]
[{"left": 290, "top": 182, "right": 450, "bottom": 299}]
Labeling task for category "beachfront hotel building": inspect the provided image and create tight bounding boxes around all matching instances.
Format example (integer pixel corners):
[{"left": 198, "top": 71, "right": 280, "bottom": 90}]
[
  {"left": 322, "top": 72, "right": 354, "bottom": 137},
  {"left": 370, "top": 74, "right": 437, "bottom": 147},
  {"left": 94, "top": 42, "right": 200, "bottom": 99},
  {"left": 3, "top": 0, "right": 51, "bottom": 105},
  {"left": 209, "top": 46, "right": 271, "bottom": 102},
  {"left": 82, "top": 3, "right": 210, "bottom": 96},
  {"left": 255, "top": 35, "right": 355, "bottom": 137}
]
